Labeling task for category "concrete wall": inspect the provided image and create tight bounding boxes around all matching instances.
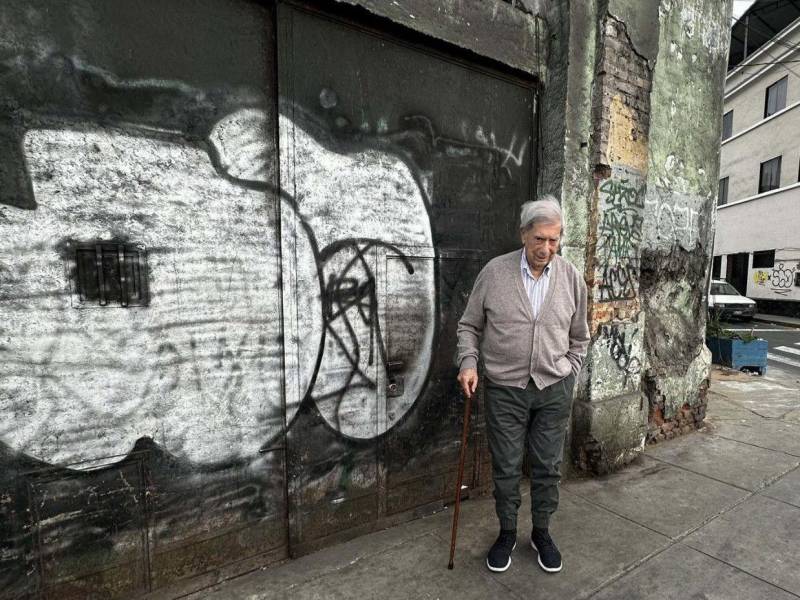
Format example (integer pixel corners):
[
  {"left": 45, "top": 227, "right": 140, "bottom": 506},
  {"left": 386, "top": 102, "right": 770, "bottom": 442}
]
[
  {"left": 715, "top": 191, "right": 800, "bottom": 257},
  {"left": 568, "top": 0, "right": 731, "bottom": 472},
  {"left": 716, "top": 18, "right": 800, "bottom": 315},
  {"left": 715, "top": 190, "right": 800, "bottom": 306},
  {"left": 640, "top": 0, "right": 731, "bottom": 438},
  {"left": 721, "top": 107, "right": 800, "bottom": 200}
]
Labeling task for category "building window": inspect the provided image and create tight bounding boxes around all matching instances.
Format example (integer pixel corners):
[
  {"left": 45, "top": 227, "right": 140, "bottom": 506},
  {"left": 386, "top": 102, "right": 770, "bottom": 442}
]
[
  {"left": 752, "top": 250, "right": 775, "bottom": 269},
  {"left": 722, "top": 110, "right": 733, "bottom": 140},
  {"left": 712, "top": 256, "right": 721, "bottom": 279},
  {"left": 764, "top": 76, "right": 788, "bottom": 118},
  {"left": 71, "top": 242, "right": 149, "bottom": 307},
  {"left": 758, "top": 156, "right": 781, "bottom": 193},
  {"left": 718, "top": 177, "right": 729, "bottom": 205}
]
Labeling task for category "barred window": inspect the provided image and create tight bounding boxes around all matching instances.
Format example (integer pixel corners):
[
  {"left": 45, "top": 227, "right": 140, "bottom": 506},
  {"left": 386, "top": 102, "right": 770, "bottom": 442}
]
[{"left": 72, "top": 242, "right": 149, "bottom": 307}]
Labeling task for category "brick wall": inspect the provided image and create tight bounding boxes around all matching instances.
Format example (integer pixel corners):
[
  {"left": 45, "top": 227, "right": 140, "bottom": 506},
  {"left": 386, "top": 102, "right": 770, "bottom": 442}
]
[{"left": 592, "top": 15, "right": 652, "bottom": 170}]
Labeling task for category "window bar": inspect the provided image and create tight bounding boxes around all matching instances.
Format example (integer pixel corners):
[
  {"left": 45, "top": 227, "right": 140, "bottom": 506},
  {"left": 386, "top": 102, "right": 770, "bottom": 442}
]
[
  {"left": 118, "top": 245, "right": 128, "bottom": 307},
  {"left": 129, "top": 251, "right": 140, "bottom": 301},
  {"left": 95, "top": 243, "right": 107, "bottom": 306},
  {"left": 77, "top": 249, "right": 87, "bottom": 304}
]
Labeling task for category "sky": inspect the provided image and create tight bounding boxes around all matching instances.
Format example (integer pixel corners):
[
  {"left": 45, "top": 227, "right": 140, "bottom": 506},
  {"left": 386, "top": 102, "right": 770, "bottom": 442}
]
[{"left": 733, "top": 0, "right": 757, "bottom": 21}]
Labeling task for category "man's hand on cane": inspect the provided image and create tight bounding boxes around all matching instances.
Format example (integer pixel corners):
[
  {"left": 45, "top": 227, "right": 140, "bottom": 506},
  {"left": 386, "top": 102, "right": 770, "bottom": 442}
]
[{"left": 457, "top": 367, "right": 478, "bottom": 399}]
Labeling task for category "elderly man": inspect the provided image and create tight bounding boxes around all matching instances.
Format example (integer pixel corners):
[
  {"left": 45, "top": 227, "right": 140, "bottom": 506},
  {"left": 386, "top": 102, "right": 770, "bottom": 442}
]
[{"left": 456, "top": 196, "right": 589, "bottom": 574}]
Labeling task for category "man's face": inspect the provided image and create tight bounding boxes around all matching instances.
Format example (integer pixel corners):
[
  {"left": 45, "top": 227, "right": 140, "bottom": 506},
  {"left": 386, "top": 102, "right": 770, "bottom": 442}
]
[{"left": 520, "top": 220, "right": 561, "bottom": 272}]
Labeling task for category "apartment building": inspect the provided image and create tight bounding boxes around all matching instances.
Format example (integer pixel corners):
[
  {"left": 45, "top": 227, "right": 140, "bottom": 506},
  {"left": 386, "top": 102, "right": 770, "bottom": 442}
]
[{"left": 715, "top": 0, "right": 800, "bottom": 317}]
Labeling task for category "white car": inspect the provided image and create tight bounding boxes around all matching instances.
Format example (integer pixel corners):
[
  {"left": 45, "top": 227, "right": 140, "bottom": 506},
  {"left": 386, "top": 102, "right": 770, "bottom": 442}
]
[{"left": 708, "top": 279, "right": 757, "bottom": 321}]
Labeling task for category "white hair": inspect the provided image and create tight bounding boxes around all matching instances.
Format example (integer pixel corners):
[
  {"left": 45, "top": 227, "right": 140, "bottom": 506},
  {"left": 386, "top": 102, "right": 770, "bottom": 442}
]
[{"left": 519, "top": 195, "right": 565, "bottom": 238}]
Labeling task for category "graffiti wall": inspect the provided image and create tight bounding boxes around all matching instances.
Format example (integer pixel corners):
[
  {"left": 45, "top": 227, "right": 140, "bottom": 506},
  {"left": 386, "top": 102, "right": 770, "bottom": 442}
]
[
  {"left": 749, "top": 249, "right": 800, "bottom": 303},
  {"left": 575, "top": 10, "right": 653, "bottom": 474},
  {"left": 275, "top": 5, "right": 535, "bottom": 551},
  {"left": 0, "top": 0, "right": 536, "bottom": 595}
]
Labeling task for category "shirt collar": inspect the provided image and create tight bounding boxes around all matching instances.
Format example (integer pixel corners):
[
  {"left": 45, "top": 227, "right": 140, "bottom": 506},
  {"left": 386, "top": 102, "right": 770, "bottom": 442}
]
[{"left": 520, "top": 249, "right": 551, "bottom": 278}]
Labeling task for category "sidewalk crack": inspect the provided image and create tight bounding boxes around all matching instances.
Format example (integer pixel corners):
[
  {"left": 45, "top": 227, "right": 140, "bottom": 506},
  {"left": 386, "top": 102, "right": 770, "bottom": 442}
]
[
  {"left": 710, "top": 433, "right": 800, "bottom": 458},
  {"left": 573, "top": 461, "right": 800, "bottom": 599},
  {"left": 682, "top": 544, "right": 800, "bottom": 599}
]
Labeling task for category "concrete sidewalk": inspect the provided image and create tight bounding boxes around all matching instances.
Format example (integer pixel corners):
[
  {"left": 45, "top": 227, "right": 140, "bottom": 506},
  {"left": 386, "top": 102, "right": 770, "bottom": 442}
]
[{"left": 188, "top": 366, "right": 800, "bottom": 600}]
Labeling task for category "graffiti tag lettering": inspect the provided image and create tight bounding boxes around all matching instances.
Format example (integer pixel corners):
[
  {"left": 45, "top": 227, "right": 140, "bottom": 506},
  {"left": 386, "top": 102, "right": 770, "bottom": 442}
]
[
  {"left": 599, "top": 323, "right": 642, "bottom": 384},
  {"left": 596, "top": 173, "right": 645, "bottom": 302}
]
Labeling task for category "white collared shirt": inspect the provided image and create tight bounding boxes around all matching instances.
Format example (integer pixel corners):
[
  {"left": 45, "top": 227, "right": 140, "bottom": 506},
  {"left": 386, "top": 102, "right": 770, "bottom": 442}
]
[{"left": 520, "top": 249, "right": 551, "bottom": 320}]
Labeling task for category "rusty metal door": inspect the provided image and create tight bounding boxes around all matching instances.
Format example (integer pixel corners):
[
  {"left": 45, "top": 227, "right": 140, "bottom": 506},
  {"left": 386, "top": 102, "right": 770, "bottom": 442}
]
[{"left": 277, "top": 2, "right": 537, "bottom": 554}]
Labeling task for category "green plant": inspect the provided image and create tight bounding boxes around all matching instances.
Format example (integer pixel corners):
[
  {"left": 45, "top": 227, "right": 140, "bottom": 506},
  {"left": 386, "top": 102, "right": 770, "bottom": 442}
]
[{"left": 706, "top": 311, "right": 757, "bottom": 342}]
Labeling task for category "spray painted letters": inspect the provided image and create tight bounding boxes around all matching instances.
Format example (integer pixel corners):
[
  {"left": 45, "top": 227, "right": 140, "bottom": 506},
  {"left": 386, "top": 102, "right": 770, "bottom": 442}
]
[{"left": 596, "top": 167, "right": 645, "bottom": 302}]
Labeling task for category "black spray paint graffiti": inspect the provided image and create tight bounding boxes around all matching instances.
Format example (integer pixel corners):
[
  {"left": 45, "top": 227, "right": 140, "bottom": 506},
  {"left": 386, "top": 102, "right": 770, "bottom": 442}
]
[
  {"left": 771, "top": 263, "right": 796, "bottom": 295},
  {"left": 599, "top": 323, "right": 642, "bottom": 385},
  {"left": 316, "top": 239, "right": 416, "bottom": 433},
  {"left": 596, "top": 174, "right": 645, "bottom": 302},
  {"left": 753, "top": 260, "right": 799, "bottom": 296}
]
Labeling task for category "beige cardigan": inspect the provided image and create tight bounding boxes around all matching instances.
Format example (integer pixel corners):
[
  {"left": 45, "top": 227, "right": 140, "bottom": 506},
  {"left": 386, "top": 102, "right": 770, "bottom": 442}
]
[{"left": 456, "top": 249, "right": 589, "bottom": 389}]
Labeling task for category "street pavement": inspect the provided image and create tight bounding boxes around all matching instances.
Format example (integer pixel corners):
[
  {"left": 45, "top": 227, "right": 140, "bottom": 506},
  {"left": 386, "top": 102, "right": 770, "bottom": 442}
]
[
  {"left": 722, "top": 319, "right": 800, "bottom": 377},
  {"left": 178, "top": 364, "right": 800, "bottom": 600}
]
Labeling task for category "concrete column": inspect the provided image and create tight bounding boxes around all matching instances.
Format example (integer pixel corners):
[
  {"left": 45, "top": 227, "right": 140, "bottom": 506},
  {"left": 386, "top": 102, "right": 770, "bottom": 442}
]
[{"left": 544, "top": 0, "right": 732, "bottom": 473}]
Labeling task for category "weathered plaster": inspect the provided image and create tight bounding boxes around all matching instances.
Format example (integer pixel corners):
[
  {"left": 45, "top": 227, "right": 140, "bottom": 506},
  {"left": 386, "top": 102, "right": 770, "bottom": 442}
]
[
  {"left": 543, "top": 0, "right": 598, "bottom": 277},
  {"left": 607, "top": 0, "right": 662, "bottom": 63},
  {"left": 641, "top": 0, "right": 732, "bottom": 431},
  {"left": 589, "top": 312, "right": 645, "bottom": 402},
  {"left": 646, "top": 346, "right": 711, "bottom": 419},
  {"left": 333, "top": 0, "right": 545, "bottom": 77},
  {"left": 570, "top": 0, "right": 729, "bottom": 474},
  {"left": 574, "top": 391, "right": 647, "bottom": 474}
]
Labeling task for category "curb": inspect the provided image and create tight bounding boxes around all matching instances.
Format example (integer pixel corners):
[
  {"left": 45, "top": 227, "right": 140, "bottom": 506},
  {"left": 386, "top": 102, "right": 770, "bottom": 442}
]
[{"left": 753, "top": 315, "right": 800, "bottom": 330}]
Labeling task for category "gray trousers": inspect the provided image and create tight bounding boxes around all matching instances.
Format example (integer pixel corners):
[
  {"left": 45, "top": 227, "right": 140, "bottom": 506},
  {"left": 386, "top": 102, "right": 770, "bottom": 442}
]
[{"left": 484, "top": 375, "right": 574, "bottom": 531}]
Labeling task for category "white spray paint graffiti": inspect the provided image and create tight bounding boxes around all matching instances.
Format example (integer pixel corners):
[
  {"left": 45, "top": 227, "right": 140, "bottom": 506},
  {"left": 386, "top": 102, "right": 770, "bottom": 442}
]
[
  {"left": 1, "top": 128, "right": 284, "bottom": 467},
  {"left": 276, "top": 109, "right": 436, "bottom": 439},
  {"left": 642, "top": 188, "right": 704, "bottom": 253},
  {"left": 473, "top": 126, "right": 529, "bottom": 169},
  {"left": 0, "top": 106, "right": 436, "bottom": 466}
]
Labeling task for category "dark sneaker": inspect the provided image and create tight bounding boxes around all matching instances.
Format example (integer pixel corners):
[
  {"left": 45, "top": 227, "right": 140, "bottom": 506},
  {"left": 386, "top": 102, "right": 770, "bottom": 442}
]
[
  {"left": 486, "top": 529, "right": 517, "bottom": 572},
  {"left": 530, "top": 527, "right": 562, "bottom": 573}
]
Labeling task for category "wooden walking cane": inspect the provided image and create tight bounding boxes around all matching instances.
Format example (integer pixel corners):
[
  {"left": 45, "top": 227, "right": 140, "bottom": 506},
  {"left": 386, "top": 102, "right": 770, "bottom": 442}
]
[{"left": 447, "top": 387, "right": 474, "bottom": 569}]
